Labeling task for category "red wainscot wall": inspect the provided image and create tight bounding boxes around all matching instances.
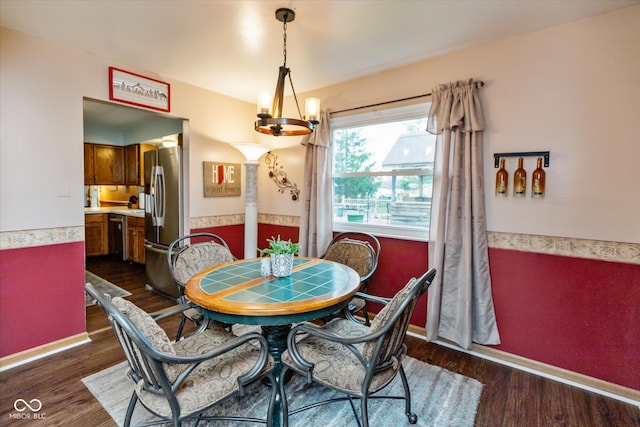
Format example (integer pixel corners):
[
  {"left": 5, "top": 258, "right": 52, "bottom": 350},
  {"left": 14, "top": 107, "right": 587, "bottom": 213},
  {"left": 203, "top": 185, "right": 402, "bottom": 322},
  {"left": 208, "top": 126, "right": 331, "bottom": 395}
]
[
  {"left": 192, "top": 223, "right": 300, "bottom": 261},
  {"left": 488, "top": 248, "right": 640, "bottom": 390},
  {"left": 191, "top": 223, "right": 298, "bottom": 260},
  {"left": 364, "top": 236, "right": 430, "bottom": 325},
  {"left": 0, "top": 242, "right": 86, "bottom": 357},
  {"left": 257, "top": 223, "right": 299, "bottom": 253},
  {"left": 190, "top": 224, "right": 245, "bottom": 260}
]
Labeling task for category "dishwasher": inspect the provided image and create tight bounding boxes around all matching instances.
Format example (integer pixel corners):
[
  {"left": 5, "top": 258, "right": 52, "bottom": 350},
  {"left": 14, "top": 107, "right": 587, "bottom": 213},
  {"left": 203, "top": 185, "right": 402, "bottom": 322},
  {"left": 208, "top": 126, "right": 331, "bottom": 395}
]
[{"left": 108, "top": 213, "right": 126, "bottom": 260}]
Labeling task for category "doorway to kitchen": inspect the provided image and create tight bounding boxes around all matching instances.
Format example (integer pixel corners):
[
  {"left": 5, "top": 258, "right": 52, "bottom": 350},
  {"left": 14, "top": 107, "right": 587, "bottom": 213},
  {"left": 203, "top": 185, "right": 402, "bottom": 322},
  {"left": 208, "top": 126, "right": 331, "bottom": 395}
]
[{"left": 83, "top": 98, "right": 190, "bottom": 315}]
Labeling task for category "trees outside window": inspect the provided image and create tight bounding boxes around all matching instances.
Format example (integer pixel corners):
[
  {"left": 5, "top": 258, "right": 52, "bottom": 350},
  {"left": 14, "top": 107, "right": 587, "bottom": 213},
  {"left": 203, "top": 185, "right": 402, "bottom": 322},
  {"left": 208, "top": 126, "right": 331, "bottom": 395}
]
[{"left": 333, "top": 128, "right": 380, "bottom": 199}]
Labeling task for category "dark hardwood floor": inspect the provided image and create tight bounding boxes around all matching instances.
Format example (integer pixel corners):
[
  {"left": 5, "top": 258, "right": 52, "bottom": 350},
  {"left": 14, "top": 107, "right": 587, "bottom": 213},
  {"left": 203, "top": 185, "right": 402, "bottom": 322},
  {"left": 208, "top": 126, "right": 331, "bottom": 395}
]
[{"left": 1, "top": 256, "right": 638, "bottom": 426}]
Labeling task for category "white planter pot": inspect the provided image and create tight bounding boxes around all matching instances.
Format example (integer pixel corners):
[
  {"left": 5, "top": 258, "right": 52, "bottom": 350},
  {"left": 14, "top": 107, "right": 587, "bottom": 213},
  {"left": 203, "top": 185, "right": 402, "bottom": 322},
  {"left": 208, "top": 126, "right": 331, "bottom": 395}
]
[{"left": 270, "top": 253, "right": 294, "bottom": 277}]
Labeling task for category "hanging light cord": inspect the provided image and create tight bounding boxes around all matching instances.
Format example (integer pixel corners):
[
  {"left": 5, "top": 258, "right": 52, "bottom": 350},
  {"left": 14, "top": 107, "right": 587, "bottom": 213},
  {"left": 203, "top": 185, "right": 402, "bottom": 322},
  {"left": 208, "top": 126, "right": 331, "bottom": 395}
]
[
  {"left": 281, "top": 14, "right": 304, "bottom": 120},
  {"left": 282, "top": 16, "right": 288, "bottom": 68}
]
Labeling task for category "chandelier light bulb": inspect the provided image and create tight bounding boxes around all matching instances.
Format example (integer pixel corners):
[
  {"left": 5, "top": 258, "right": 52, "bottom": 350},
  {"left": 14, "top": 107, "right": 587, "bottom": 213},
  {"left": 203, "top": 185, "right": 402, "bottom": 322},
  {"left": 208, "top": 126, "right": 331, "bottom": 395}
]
[
  {"left": 258, "top": 90, "right": 272, "bottom": 116},
  {"left": 305, "top": 98, "right": 320, "bottom": 123}
]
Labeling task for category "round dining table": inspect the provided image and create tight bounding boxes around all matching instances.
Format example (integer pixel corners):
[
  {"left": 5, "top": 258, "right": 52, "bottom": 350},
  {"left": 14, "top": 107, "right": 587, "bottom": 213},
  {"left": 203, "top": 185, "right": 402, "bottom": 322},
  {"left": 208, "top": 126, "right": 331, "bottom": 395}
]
[{"left": 185, "top": 256, "right": 360, "bottom": 427}]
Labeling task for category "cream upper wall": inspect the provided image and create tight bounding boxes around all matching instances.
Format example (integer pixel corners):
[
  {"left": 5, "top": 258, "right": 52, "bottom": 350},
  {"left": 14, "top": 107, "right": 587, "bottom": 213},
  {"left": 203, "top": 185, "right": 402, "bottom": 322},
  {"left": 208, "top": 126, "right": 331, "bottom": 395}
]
[
  {"left": 257, "top": 145, "right": 307, "bottom": 217},
  {"left": 295, "top": 6, "right": 640, "bottom": 243},
  {"left": 171, "top": 79, "right": 253, "bottom": 219},
  {"left": 0, "top": 27, "right": 255, "bottom": 231},
  {"left": 1, "top": 27, "right": 86, "bottom": 231}
]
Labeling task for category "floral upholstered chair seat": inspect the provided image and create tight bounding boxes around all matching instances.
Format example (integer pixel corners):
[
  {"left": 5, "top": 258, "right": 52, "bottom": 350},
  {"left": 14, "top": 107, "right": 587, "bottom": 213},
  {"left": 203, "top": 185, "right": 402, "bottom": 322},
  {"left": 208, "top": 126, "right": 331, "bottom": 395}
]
[
  {"left": 282, "top": 316, "right": 399, "bottom": 393},
  {"left": 171, "top": 242, "right": 235, "bottom": 285},
  {"left": 320, "top": 232, "right": 381, "bottom": 325},
  {"left": 322, "top": 239, "right": 375, "bottom": 278}
]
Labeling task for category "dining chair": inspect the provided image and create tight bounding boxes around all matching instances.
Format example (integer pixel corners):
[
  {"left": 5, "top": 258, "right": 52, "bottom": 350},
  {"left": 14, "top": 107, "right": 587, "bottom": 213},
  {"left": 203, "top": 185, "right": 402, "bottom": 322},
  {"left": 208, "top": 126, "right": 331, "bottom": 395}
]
[
  {"left": 85, "top": 283, "right": 276, "bottom": 427},
  {"left": 320, "top": 232, "right": 381, "bottom": 325},
  {"left": 280, "top": 268, "right": 437, "bottom": 427},
  {"left": 168, "top": 232, "right": 236, "bottom": 340}
]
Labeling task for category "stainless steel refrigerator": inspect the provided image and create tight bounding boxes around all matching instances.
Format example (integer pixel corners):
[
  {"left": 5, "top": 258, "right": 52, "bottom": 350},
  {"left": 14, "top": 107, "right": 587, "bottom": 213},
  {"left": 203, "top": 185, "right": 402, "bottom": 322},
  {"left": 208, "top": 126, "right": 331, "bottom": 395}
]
[{"left": 143, "top": 145, "right": 183, "bottom": 299}]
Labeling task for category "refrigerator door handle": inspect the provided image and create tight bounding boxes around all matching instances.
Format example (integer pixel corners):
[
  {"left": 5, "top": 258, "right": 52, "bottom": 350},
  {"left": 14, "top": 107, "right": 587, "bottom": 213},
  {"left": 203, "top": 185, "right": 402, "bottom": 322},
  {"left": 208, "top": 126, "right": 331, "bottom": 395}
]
[
  {"left": 150, "top": 165, "right": 166, "bottom": 227},
  {"left": 156, "top": 165, "right": 165, "bottom": 227},
  {"left": 144, "top": 241, "right": 168, "bottom": 254},
  {"left": 150, "top": 165, "right": 158, "bottom": 226}
]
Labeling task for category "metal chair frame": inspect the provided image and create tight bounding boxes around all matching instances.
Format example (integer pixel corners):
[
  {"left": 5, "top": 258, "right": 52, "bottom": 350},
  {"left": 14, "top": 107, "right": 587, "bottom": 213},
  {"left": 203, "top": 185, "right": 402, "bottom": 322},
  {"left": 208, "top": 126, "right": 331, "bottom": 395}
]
[
  {"left": 85, "top": 283, "right": 276, "bottom": 427},
  {"left": 281, "top": 268, "right": 436, "bottom": 427}
]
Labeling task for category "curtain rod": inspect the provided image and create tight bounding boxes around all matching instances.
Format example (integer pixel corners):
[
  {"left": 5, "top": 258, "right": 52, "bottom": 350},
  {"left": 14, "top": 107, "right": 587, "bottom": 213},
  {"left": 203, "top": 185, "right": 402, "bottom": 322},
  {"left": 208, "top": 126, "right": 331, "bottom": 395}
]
[
  {"left": 330, "top": 80, "right": 484, "bottom": 116},
  {"left": 330, "top": 93, "right": 430, "bottom": 115}
]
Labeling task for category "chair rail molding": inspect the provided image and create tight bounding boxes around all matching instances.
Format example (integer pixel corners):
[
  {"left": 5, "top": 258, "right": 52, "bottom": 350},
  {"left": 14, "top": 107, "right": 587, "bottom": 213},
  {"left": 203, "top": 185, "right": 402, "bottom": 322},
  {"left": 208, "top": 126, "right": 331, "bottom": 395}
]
[
  {"left": 190, "top": 214, "right": 245, "bottom": 230},
  {"left": 487, "top": 232, "right": 640, "bottom": 265},
  {"left": 257, "top": 213, "right": 300, "bottom": 227},
  {"left": 1, "top": 226, "right": 636, "bottom": 265},
  {"left": 0, "top": 226, "right": 83, "bottom": 250}
]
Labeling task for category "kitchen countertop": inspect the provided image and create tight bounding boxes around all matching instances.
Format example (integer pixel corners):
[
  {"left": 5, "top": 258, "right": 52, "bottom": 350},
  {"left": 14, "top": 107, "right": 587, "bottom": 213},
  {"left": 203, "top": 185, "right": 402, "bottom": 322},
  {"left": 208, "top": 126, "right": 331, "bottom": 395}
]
[{"left": 84, "top": 207, "right": 145, "bottom": 218}]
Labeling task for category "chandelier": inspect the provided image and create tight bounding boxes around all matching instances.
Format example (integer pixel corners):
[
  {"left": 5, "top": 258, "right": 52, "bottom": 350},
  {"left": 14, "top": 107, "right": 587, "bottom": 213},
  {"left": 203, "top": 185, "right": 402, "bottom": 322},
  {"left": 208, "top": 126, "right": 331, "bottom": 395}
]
[{"left": 255, "top": 8, "right": 319, "bottom": 137}]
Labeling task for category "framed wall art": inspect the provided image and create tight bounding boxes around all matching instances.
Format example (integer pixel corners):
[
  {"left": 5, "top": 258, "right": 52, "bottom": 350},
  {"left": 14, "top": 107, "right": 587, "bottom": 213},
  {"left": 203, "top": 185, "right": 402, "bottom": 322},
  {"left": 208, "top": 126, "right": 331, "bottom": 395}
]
[
  {"left": 203, "top": 161, "right": 241, "bottom": 197},
  {"left": 109, "top": 66, "right": 170, "bottom": 112}
]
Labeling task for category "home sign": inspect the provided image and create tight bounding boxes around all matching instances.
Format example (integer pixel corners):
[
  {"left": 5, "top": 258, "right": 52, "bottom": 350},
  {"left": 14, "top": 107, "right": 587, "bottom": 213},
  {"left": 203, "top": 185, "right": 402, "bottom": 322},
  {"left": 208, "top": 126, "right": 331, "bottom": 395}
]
[{"left": 203, "top": 162, "right": 241, "bottom": 197}]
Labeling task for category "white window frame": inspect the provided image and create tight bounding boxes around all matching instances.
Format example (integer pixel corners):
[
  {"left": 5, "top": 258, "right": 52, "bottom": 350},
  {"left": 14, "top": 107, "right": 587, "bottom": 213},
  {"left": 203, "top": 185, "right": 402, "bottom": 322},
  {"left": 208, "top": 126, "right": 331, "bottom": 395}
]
[{"left": 330, "top": 102, "right": 432, "bottom": 241}]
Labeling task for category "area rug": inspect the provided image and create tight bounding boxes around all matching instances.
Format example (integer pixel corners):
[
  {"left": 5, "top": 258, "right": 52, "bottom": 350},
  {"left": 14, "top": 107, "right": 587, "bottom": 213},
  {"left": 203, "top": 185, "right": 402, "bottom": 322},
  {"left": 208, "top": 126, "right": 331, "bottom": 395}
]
[
  {"left": 85, "top": 271, "right": 131, "bottom": 306},
  {"left": 82, "top": 356, "right": 483, "bottom": 426}
]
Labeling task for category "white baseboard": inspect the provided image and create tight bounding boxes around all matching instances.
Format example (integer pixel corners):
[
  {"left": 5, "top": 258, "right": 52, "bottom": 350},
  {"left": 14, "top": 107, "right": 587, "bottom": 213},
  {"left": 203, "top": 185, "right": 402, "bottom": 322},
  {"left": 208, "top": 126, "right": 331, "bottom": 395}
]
[
  {"left": 406, "top": 327, "right": 640, "bottom": 407},
  {"left": 0, "top": 333, "right": 91, "bottom": 372}
]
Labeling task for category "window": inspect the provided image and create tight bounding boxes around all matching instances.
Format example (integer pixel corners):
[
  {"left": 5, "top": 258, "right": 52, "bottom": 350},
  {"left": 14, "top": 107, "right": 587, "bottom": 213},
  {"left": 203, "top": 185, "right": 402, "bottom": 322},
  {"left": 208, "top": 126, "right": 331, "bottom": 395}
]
[{"left": 331, "top": 103, "right": 434, "bottom": 240}]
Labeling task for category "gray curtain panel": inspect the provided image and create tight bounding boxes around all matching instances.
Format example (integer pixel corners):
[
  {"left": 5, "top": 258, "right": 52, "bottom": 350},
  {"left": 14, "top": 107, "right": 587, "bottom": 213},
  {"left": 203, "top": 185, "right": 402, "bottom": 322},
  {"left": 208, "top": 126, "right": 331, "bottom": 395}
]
[
  {"left": 426, "top": 79, "right": 501, "bottom": 349},
  {"left": 298, "top": 109, "right": 334, "bottom": 257}
]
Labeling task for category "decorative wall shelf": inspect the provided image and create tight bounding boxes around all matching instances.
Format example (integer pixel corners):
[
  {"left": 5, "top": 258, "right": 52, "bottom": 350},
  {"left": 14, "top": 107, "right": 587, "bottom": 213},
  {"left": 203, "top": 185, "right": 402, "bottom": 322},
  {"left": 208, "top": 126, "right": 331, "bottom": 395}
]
[{"left": 494, "top": 151, "right": 550, "bottom": 168}]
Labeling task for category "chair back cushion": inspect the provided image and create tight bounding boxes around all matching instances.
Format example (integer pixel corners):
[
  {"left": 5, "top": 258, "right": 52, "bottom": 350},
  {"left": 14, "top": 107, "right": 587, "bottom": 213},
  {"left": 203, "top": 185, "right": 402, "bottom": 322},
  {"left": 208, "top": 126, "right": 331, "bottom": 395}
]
[
  {"left": 362, "top": 277, "right": 419, "bottom": 361},
  {"left": 173, "top": 243, "right": 235, "bottom": 285},
  {"left": 323, "top": 238, "right": 374, "bottom": 279},
  {"left": 112, "top": 297, "right": 176, "bottom": 355}
]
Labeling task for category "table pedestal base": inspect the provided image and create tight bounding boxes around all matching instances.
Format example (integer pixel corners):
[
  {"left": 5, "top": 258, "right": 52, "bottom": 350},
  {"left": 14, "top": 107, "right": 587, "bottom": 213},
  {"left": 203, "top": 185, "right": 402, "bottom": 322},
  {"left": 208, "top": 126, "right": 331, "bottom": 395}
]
[{"left": 262, "top": 324, "right": 292, "bottom": 427}]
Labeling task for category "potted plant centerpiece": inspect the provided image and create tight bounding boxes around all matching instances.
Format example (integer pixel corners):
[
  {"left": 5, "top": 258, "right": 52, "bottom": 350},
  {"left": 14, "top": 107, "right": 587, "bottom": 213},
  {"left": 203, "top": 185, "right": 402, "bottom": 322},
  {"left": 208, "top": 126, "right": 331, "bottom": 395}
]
[{"left": 258, "top": 235, "right": 299, "bottom": 277}]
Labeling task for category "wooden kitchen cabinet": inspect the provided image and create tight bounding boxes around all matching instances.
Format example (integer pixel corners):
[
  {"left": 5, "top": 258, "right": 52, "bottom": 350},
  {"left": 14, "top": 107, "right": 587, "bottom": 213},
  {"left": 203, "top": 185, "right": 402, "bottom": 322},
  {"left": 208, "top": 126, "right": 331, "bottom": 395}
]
[
  {"left": 84, "top": 144, "right": 95, "bottom": 185},
  {"left": 125, "top": 143, "right": 155, "bottom": 186},
  {"left": 84, "top": 143, "right": 124, "bottom": 185},
  {"left": 85, "top": 214, "right": 108, "bottom": 256},
  {"left": 126, "top": 216, "right": 146, "bottom": 264}
]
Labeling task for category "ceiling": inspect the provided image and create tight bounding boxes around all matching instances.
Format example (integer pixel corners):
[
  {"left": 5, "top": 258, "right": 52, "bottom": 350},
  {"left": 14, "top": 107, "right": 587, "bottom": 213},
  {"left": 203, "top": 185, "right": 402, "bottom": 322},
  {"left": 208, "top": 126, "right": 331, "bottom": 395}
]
[{"left": 2, "top": 0, "right": 638, "bottom": 128}]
